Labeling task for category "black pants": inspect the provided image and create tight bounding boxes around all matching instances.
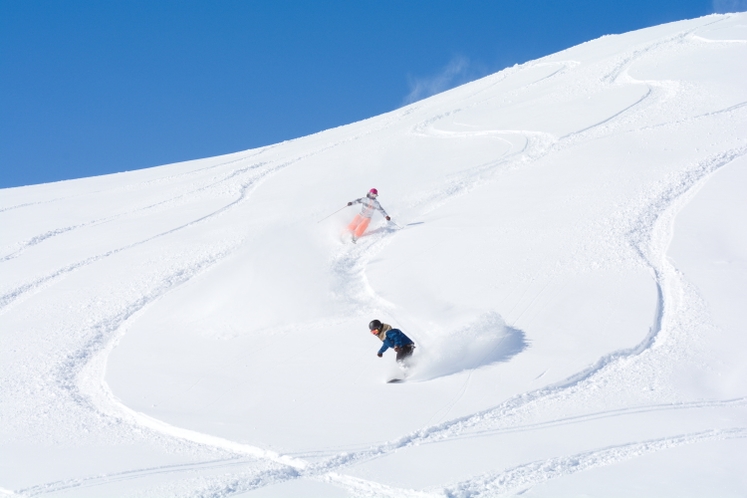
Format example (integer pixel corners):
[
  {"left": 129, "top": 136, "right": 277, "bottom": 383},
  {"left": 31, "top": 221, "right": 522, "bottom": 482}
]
[{"left": 396, "top": 343, "right": 415, "bottom": 364}]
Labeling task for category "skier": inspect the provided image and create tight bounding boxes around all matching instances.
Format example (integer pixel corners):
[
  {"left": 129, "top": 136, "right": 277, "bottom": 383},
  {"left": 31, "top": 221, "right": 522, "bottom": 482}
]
[
  {"left": 369, "top": 319, "right": 415, "bottom": 365},
  {"left": 346, "top": 188, "right": 390, "bottom": 241}
]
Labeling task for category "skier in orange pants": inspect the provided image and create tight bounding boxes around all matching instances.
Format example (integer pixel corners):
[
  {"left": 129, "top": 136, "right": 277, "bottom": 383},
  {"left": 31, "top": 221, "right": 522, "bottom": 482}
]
[{"left": 346, "top": 188, "right": 390, "bottom": 241}]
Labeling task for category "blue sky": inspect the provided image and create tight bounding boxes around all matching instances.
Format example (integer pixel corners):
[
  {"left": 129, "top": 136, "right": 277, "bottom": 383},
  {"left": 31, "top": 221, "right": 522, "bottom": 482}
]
[{"left": 1, "top": 0, "right": 741, "bottom": 188}]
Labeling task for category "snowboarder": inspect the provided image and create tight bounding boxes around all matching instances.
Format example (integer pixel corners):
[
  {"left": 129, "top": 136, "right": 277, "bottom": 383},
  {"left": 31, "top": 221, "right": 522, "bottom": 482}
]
[
  {"left": 346, "top": 188, "right": 390, "bottom": 241},
  {"left": 369, "top": 319, "right": 415, "bottom": 365}
]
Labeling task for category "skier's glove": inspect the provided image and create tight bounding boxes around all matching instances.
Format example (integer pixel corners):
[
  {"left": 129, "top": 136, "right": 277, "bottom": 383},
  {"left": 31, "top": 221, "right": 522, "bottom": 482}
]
[
  {"left": 386, "top": 216, "right": 391, "bottom": 221},
  {"left": 377, "top": 353, "right": 383, "bottom": 358},
  {"left": 347, "top": 202, "right": 353, "bottom": 206}
]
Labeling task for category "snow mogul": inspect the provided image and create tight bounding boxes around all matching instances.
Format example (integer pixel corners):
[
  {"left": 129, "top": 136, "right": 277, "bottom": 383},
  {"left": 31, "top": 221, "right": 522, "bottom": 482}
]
[
  {"left": 369, "top": 319, "right": 415, "bottom": 365},
  {"left": 346, "top": 188, "right": 390, "bottom": 241}
]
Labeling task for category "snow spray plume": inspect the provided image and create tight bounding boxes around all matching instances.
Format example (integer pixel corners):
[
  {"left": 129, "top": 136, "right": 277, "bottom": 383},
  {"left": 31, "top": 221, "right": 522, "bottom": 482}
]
[{"left": 411, "top": 312, "right": 527, "bottom": 381}]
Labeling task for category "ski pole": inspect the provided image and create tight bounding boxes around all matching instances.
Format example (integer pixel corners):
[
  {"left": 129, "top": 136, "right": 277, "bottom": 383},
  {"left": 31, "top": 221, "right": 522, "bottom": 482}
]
[{"left": 317, "top": 205, "right": 348, "bottom": 223}]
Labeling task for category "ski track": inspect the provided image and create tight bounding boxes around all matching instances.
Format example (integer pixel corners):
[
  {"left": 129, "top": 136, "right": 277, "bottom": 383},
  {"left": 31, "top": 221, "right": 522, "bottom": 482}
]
[
  {"left": 0, "top": 159, "right": 269, "bottom": 263},
  {"left": 0, "top": 159, "right": 274, "bottom": 314},
  {"left": 402, "top": 27, "right": 677, "bottom": 216},
  {"left": 303, "top": 146, "right": 747, "bottom": 487},
  {"left": 192, "top": 21, "right": 747, "bottom": 496},
  {"left": 1, "top": 113, "right": 422, "bottom": 496},
  {"left": 5, "top": 15, "right": 747, "bottom": 497},
  {"left": 0, "top": 146, "right": 273, "bottom": 215},
  {"left": 312, "top": 21, "right": 747, "bottom": 495},
  {"left": 17, "top": 457, "right": 264, "bottom": 496},
  {"left": 442, "top": 427, "right": 747, "bottom": 498},
  {"left": 0, "top": 111, "right": 401, "bottom": 316}
]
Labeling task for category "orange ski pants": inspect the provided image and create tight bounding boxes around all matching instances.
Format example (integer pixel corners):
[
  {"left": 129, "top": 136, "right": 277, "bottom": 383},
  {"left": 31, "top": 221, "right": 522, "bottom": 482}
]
[{"left": 347, "top": 214, "right": 371, "bottom": 238}]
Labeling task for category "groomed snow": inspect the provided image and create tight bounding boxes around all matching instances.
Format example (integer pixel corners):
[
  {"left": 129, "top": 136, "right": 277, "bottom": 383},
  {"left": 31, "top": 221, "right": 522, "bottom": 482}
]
[{"left": 1, "top": 12, "right": 746, "bottom": 498}]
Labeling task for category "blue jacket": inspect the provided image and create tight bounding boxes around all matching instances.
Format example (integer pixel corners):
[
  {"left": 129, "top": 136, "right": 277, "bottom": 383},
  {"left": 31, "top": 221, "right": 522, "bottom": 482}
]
[{"left": 377, "top": 328, "right": 414, "bottom": 356}]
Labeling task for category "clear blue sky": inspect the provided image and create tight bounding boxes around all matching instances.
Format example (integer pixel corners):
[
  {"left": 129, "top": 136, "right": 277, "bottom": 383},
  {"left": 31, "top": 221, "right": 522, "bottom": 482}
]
[{"left": 1, "top": 0, "right": 738, "bottom": 188}]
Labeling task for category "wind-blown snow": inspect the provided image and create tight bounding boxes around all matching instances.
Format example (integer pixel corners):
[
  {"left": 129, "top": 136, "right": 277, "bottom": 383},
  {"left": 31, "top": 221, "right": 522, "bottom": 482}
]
[{"left": 1, "top": 13, "right": 746, "bottom": 498}]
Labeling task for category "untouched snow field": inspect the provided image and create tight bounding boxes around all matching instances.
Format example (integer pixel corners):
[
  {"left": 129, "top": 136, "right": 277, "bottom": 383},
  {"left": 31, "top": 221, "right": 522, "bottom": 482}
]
[{"left": 2, "top": 13, "right": 747, "bottom": 498}]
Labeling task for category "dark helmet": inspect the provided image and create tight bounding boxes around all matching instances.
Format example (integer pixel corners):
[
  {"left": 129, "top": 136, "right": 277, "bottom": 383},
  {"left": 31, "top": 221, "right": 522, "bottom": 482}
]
[{"left": 369, "top": 319, "right": 383, "bottom": 331}]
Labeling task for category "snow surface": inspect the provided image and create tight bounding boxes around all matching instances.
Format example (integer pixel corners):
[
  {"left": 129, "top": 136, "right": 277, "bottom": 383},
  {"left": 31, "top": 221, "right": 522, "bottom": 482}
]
[{"left": 2, "top": 12, "right": 747, "bottom": 498}]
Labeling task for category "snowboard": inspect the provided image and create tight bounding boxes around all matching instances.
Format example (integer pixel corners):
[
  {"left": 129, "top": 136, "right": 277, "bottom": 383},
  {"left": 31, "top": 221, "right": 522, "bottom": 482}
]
[{"left": 386, "top": 361, "right": 411, "bottom": 383}]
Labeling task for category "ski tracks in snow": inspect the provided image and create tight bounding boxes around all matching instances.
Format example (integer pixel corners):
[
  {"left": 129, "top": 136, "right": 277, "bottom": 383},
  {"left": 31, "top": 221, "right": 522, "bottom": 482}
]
[
  {"left": 0, "top": 114, "right": 430, "bottom": 496},
  {"left": 0, "top": 158, "right": 270, "bottom": 315},
  {"left": 5, "top": 15, "right": 747, "bottom": 498},
  {"left": 314, "top": 17, "right": 747, "bottom": 497},
  {"left": 406, "top": 145, "right": 747, "bottom": 497},
  {"left": 442, "top": 427, "right": 747, "bottom": 498}
]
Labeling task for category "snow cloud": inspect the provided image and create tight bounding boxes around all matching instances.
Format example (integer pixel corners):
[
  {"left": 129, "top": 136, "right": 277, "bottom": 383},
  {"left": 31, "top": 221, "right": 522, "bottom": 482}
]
[
  {"left": 411, "top": 312, "right": 527, "bottom": 380},
  {"left": 404, "top": 55, "right": 484, "bottom": 104},
  {"left": 712, "top": 0, "right": 747, "bottom": 13}
]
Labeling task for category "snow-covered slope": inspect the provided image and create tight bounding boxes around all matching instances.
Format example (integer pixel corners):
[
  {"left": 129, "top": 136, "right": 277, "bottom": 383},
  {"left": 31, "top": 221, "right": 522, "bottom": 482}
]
[{"left": 2, "top": 13, "right": 747, "bottom": 498}]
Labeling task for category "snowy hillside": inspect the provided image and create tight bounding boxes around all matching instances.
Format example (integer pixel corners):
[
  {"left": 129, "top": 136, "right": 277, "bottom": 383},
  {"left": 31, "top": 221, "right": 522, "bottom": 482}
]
[{"left": 2, "top": 12, "right": 747, "bottom": 498}]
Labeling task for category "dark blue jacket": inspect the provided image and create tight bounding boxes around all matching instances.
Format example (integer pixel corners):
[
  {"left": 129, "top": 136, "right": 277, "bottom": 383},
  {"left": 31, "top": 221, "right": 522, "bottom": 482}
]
[{"left": 377, "top": 329, "right": 414, "bottom": 356}]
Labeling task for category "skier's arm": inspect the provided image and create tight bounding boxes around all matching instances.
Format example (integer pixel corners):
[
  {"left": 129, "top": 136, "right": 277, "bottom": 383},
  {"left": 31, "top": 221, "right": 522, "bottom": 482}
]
[
  {"left": 377, "top": 203, "right": 388, "bottom": 217},
  {"left": 376, "top": 201, "right": 391, "bottom": 220},
  {"left": 348, "top": 197, "right": 364, "bottom": 206},
  {"left": 377, "top": 338, "right": 393, "bottom": 356}
]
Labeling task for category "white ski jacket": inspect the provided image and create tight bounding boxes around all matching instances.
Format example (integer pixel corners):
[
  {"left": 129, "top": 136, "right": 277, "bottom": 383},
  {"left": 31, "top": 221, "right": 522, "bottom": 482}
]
[{"left": 351, "top": 196, "right": 388, "bottom": 219}]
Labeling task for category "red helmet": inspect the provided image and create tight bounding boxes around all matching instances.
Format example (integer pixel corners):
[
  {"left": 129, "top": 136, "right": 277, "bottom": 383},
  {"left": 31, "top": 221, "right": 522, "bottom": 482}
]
[{"left": 368, "top": 188, "right": 378, "bottom": 196}]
